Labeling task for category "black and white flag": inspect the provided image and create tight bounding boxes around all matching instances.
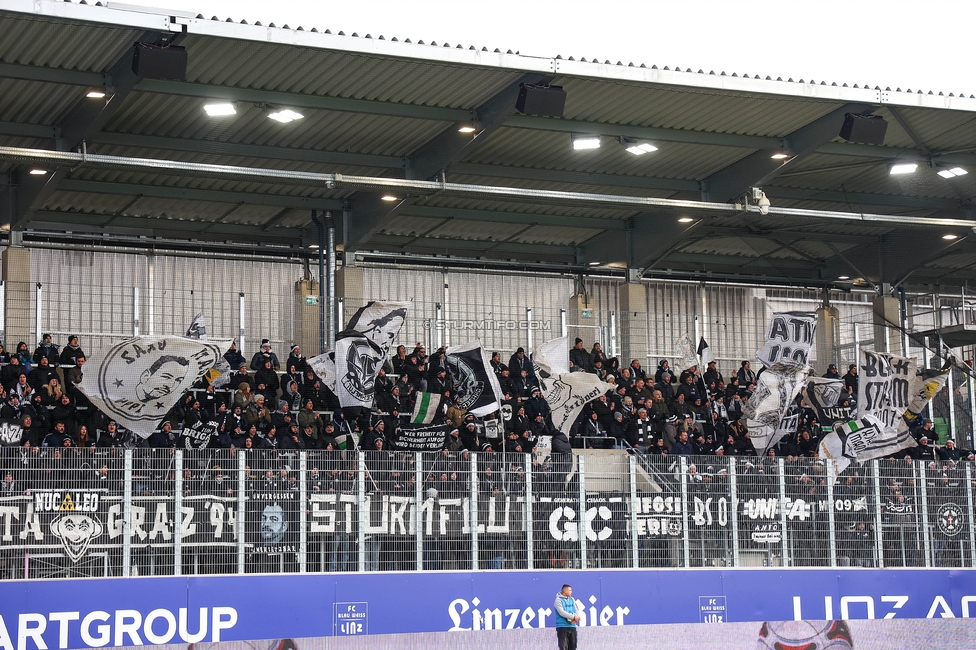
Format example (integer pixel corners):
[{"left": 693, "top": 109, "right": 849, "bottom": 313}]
[
  {"left": 78, "top": 336, "right": 230, "bottom": 439},
  {"left": 0, "top": 419, "right": 24, "bottom": 446},
  {"left": 307, "top": 352, "right": 337, "bottom": 393},
  {"left": 335, "top": 335, "right": 382, "bottom": 409},
  {"left": 343, "top": 301, "right": 409, "bottom": 360},
  {"left": 856, "top": 349, "right": 916, "bottom": 460},
  {"left": 539, "top": 371, "right": 614, "bottom": 436},
  {"left": 900, "top": 366, "right": 950, "bottom": 435},
  {"left": 697, "top": 337, "right": 713, "bottom": 367},
  {"left": 185, "top": 312, "right": 207, "bottom": 340},
  {"left": 818, "top": 414, "right": 886, "bottom": 481},
  {"left": 744, "top": 362, "right": 810, "bottom": 454},
  {"left": 446, "top": 341, "right": 504, "bottom": 417},
  {"left": 184, "top": 312, "right": 233, "bottom": 388},
  {"left": 532, "top": 336, "right": 570, "bottom": 378},
  {"left": 804, "top": 377, "right": 852, "bottom": 427},
  {"left": 756, "top": 311, "right": 817, "bottom": 368},
  {"left": 178, "top": 418, "right": 221, "bottom": 449}
]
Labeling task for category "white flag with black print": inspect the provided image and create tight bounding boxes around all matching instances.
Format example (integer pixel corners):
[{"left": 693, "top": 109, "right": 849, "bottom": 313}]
[
  {"left": 756, "top": 311, "right": 817, "bottom": 368},
  {"left": 184, "top": 312, "right": 234, "bottom": 388},
  {"left": 410, "top": 392, "right": 444, "bottom": 424},
  {"left": 532, "top": 335, "right": 570, "bottom": 378},
  {"left": 899, "top": 365, "right": 950, "bottom": 435},
  {"left": 343, "top": 301, "right": 409, "bottom": 360},
  {"left": 78, "top": 336, "right": 230, "bottom": 439},
  {"left": 803, "top": 377, "right": 853, "bottom": 427},
  {"left": 539, "top": 371, "right": 614, "bottom": 436},
  {"left": 743, "top": 362, "right": 810, "bottom": 455},
  {"left": 446, "top": 341, "right": 504, "bottom": 417},
  {"left": 335, "top": 334, "right": 383, "bottom": 409},
  {"left": 818, "top": 414, "right": 886, "bottom": 482},
  {"left": 307, "top": 352, "right": 337, "bottom": 393},
  {"left": 675, "top": 334, "right": 698, "bottom": 371},
  {"left": 185, "top": 312, "right": 207, "bottom": 340},
  {"left": 856, "top": 349, "right": 917, "bottom": 461}
]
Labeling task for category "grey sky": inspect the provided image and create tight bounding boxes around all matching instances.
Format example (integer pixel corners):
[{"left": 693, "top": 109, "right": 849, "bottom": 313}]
[{"left": 120, "top": 0, "right": 976, "bottom": 97}]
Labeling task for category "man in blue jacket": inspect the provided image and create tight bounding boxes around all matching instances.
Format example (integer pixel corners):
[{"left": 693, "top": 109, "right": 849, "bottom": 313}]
[{"left": 554, "top": 584, "right": 580, "bottom": 650}]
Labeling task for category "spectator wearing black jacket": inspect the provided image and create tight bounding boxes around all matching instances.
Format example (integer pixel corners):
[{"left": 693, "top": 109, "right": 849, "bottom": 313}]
[
  {"left": 58, "top": 336, "right": 86, "bottom": 366},
  {"left": 27, "top": 357, "right": 57, "bottom": 391},
  {"left": 508, "top": 347, "right": 532, "bottom": 378},
  {"left": 223, "top": 342, "right": 246, "bottom": 370},
  {"left": 31, "top": 334, "right": 59, "bottom": 366},
  {"left": 569, "top": 339, "right": 590, "bottom": 372},
  {"left": 250, "top": 340, "right": 281, "bottom": 371}
]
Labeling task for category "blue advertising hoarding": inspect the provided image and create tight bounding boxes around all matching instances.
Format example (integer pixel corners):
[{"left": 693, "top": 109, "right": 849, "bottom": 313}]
[{"left": 2, "top": 569, "right": 976, "bottom": 649}]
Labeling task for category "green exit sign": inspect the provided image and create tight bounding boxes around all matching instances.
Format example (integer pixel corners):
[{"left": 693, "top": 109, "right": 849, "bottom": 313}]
[
  {"left": 305, "top": 296, "right": 319, "bottom": 306},
  {"left": 581, "top": 309, "right": 593, "bottom": 319}
]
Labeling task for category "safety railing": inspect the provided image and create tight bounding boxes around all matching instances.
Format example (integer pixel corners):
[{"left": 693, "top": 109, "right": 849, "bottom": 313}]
[{"left": 1, "top": 449, "right": 974, "bottom": 579}]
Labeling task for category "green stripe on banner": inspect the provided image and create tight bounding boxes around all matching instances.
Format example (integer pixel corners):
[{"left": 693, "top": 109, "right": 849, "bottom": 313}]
[
  {"left": 412, "top": 392, "right": 433, "bottom": 424},
  {"left": 848, "top": 421, "right": 860, "bottom": 432}
]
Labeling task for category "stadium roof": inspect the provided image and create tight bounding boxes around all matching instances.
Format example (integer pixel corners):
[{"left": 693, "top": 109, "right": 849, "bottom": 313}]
[{"left": 0, "top": 0, "right": 974, "bottom": 288}]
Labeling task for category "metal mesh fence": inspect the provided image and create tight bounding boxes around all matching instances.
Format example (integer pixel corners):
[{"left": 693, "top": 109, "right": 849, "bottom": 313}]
[{"left": 4, "top": 448, "right": 975, "bottom": 578}]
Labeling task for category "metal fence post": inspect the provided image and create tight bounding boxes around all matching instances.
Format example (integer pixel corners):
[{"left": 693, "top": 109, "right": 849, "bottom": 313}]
[
  {"left": 132, "top": 287, "right": 140, "bottom": 336},
  {"left": 629, "top": 455, "right": 639, "bottom": 568},
  {"left": 236, "top": 451, "right": 246, "bottom": 574},
  {"left": 525, "top": 454, "right": 534, "bottom": 570},
  {"left": 34, "top": 283, "right": 42, "bottom": 343},
  {"left": 680, "top": 457, "right": 690, "bottom": 568},
  {"left": 471, "top": 453, "right": 479, "bottom": 570},
  {"left": 919, "top": 460, "right": 932, "bottom": 567},
  {"left": 778, "top": 458, "right": 789, "bottom": 567},
  {"left": 967, "top": 463, "right": 976, "bottom": 565},
  {"left": 174, "top": 450, "right": 183, "bottom": 576},
  {"left": 238, "top": 292, "right": 246, "bottom": 357},
  {"left": 299, "top": 452, "right": 307, "bottom": 574},
  {"left": 729, "top": 457, "right": 739, "bottom": 567},
  {"left": 969, "top": 378, "right": 976, "bottom": 451},
  {"left": 872, "top": 460, "right": 885, "bottom": 568},
  {"left": 357, "top": 452, "right": 366, "bottom": 572},
  {"left": 122, "top": 449, "right": 132, "bottom": 577},
  {"left": 578, "top": 455, "right": 587, "bottom": 569},
  {"left": 415, "top": 453, "right": 423, "bottom": 571},
  {"left": 826, "top": 459, "right": 837, "bottom": 567}
]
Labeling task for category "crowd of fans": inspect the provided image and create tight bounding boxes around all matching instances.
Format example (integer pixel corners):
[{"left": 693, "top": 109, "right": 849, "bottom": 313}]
[{"left": 0, "top": 333, "right": 969, "bottom": 467}]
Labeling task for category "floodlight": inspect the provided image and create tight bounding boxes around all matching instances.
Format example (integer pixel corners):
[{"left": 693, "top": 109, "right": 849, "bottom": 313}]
[
  {"left": 572, "top": 134, "right": 601, "bottom": 150},
  {"left": 268, "top": 109, "right": 304, "bottom": 123},
  {"left": 889, "top": 162, "right": 917, "bottom": 175},
  {"left": 204, "top": 103, "right": 236, "bottom": 117}
]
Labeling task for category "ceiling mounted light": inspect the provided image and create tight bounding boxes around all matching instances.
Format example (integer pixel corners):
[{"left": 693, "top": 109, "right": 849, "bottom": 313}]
[
  {"left": 204, "top": 102, "right": 236, "bottom": 117},
  {"left": 28, "top": 168, "right": 47, "bottom": 175},
  {"left": 308, "top": 244, "right": 320, "bottom": 249},
  {"left": 86, "top": 90, "right": 106, "bottom": 99},
  {"left": 889, "top": 161, "right": 918, "bottom": 175},
  {"left": 381, "top": 194, "right": 398, "bottom": 202},
  {"left": 937, "top": 167, "right": 968, "bottom": 179},
  {"left": 588, "top": 261, "right": 601, "bottom": 266},
  {"left": 268, "top": 109, "right": 304, "bottom": 123},
  {"left": 458, "top": 125, "right": 477, "bottom": 133},
  {"left": 943, "top": 234, "right": 959, "bottom": 240},
  {"left": 619, "top": 137, "right": 657, "bottom": 155},
  {"left": 678, "top": 217, "right": 694, "bottom": 223},
  {"left": 572, "top": 134, "right": 601, "bottom": 150},
  {"left": 770, "top": 152, "right": 789, "bottom": 160},
  {"left": 837, "top": 276, "right": 850, "bottom": 280}
]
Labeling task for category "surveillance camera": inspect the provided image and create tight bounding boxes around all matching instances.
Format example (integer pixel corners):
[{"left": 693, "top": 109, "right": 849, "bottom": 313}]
[
  {"left": 971, "top": 225, "right": 976, "bottom": 234},
  {"left": 757, "top": 194, "right": 770, "bottom": 216}
]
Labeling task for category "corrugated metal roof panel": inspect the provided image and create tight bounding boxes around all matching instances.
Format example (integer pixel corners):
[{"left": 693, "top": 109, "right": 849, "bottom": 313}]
[
  {"left": 426, "top": 219, "right": 529, "bottom": 241},
  {"left": 0, "top": 78, "right": 82, "bottom": 124},
  {"left": 513, "top": 225, "right": 599, "bottom": 246},
  {"left": 462, "top": 127, "right": 748, "bottom": 179},
  {"left": 0, "top": 14, "right": 144, "bottom": 72},
  {"left": 105, "top": 91, "right": 446, "bottom": 157},
  {"left": 43, "top": 190, "right": 135, "bottom": 214},
  {"left": 379, "top": 215, "right": 444, "bottom": 237}
]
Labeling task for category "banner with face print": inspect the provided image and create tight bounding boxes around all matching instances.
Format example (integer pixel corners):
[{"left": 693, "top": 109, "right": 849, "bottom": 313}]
[
  {"left": 743, "top": 363, "right": 810, "bottom": 454},
  {"left": 343, "top": 301, "right": 409, "bottom": 361},
  {"left": 78, "top": 336, "right": 230, "bottom": 439},
  {"left": 335, "top": 335, "right": 383, "bottom": 409},
  {"left": 539, "top": 372, "right": 614, "bottom": 436}
]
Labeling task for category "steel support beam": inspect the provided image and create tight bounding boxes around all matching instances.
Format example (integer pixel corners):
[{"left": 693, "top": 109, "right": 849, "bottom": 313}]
[
  {"left": 407, "top": 74, "right": 547, "bottom": 181},
  {"left": 58, "top": 179, "right": 343, "bottom": 212},
  {"left": 400, "top": 205, "right": 626, "bottom": 231},
  {"left": 701, "top": 103, "right": 875, "bottom": 202}
]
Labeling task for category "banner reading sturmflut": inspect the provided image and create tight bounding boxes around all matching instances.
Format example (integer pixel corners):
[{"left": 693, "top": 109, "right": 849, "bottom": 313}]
[{"left": 79, "top": 336, "right": 229, "bottom": 439}]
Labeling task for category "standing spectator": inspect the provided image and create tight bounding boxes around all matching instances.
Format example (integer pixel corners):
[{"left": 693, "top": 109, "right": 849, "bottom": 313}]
[
  {"left": 14, "top": 342, "right": 31, "bottom": 369},
  {"left": 569, "top": 339, "right": 590, "bottom": 372},
  {"left": 654, "top": 360, "right": 676, "bottom": 384},
  {"left": 27, "top": 357, "right": 57, "bottom": 391},
  {"left": 823, "top": 364, "right": 840, "bottom": 380},
  {"left": 250, "top": 339, "right": 281, "bottom": 371},
  {"left": 32, "top": 334, "right": 59, "bottom": 366},
  {"left": 223, "top": 342, "right": 246, "bottom": 370},
  {"left": 58, "top": 336, "right": 86, "bottom": 366},
  {"left": 554, "top": 584, "right": 580, "bottom": 650},
  {"left": 843, "top": 364, "right": 858, "bottom": 394},
  {"left": 287, "top": 345, "right": 308, "bottom": 373},
  {"left": 736, "top": 361, "right": 756, "bottom": 387},
  {"left": 508, "top": 347, "right": 532, "bottom": 378}
]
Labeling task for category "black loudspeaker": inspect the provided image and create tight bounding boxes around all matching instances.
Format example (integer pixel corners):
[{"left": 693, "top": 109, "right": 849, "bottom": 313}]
[
  {"left": 131, "top": 43, "right": 188, "bottom": 81},
  {"left": 515, "top": 84, "right": 567, "bottom": 117},
  {"left": 839, "top": 113, "right": 888, "bottom": 145}
]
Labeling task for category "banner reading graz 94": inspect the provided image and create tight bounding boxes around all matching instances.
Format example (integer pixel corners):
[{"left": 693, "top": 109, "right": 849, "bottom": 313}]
[{"left": 0, "top": 490, "right": 237, "bottom": 563}]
